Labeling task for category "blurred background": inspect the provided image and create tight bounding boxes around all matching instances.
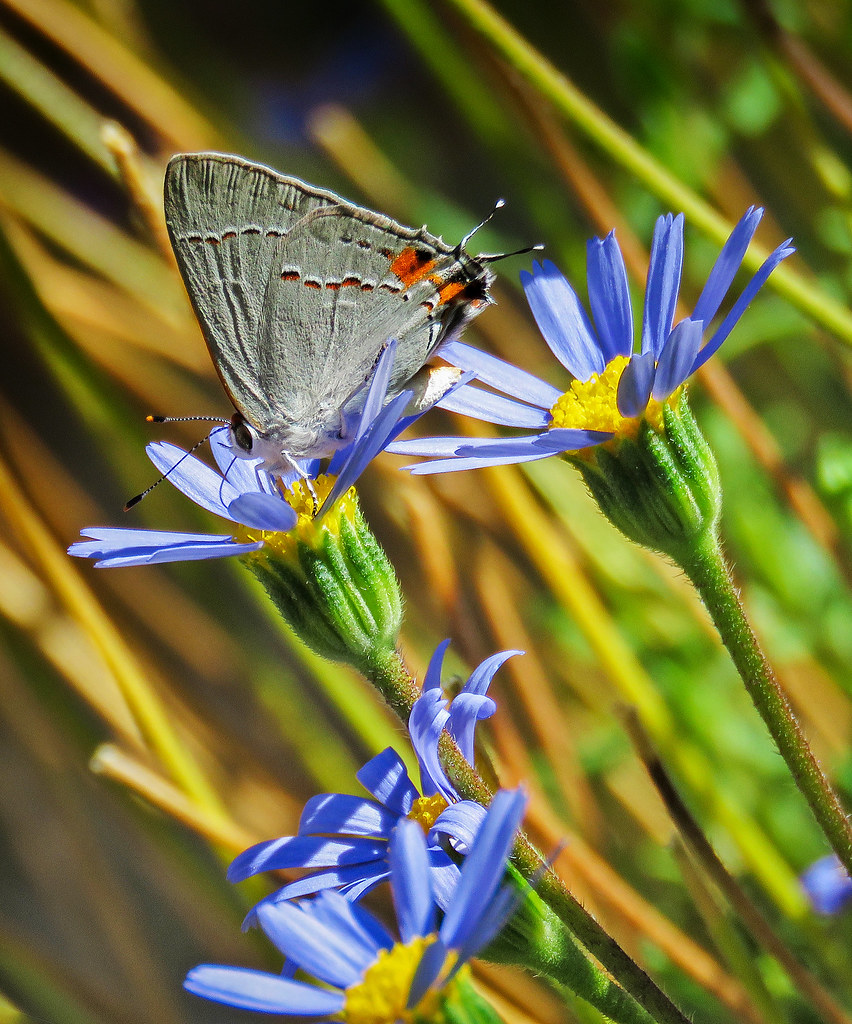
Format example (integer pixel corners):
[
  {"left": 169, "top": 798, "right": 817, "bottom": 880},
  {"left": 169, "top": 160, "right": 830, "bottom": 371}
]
[{"left": 2, "top": 0, "right": 852, "bottom": 1021}]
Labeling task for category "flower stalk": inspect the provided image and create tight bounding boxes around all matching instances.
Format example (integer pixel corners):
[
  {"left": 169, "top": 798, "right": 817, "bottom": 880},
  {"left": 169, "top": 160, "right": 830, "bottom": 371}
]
[{"left": 681, "top": 530, "right": 852, "bottom": 879}]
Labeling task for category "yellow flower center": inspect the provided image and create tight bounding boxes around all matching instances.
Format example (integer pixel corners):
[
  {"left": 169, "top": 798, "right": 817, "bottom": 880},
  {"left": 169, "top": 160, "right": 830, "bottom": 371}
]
[
  {"left": 344, "top": 937, "right": 452, "bottom": 1024},
  {"left": 233, "top": 475, "right": 356, "bottom": 558},
  {"left": 407, "top": 794, "right": 449, "bottom": 834},
  {"left": 548, "top": 355, "right": 679, "bottom": 446}
]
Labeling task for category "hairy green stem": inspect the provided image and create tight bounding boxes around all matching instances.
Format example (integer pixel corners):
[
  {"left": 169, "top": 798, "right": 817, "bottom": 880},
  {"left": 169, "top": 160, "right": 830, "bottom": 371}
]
[{"left": 683, "top": 535, "right": 852, "bottom": 877}]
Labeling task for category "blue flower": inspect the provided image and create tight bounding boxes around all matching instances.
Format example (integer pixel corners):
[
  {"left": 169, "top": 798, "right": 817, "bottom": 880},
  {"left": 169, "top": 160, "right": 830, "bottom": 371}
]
[
  {"left": 229, "top": 641, "right": 521, "bottom": 912},
  {"left": 389, "top": 209, "right": 794, "bottom": 473},
  {"left": 801, "top": 855, "right": 852, "bottom": 915},
  {"left": 69, "top": 343, "right": 457, "bottom": 567},
  {"left": 184, "top": 788, "right": 527, "bottom": 1019}
]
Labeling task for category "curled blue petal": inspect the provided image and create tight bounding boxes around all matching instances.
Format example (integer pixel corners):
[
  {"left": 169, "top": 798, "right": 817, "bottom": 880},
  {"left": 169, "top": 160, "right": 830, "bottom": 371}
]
[
  {"left": 616, "top": 351, "right": 655, "bottom": 417},
  {"left": 209, "top": 427, "right": 276, "bottom": 494},
  {"left": 448, "top": 693, "right": 496, "bottom": 765},
  {"left": 691, "top": 206, "right": 763, "bottom": 326},
  {"left": 587, "top": 231, "right": 634, "bottom": 361},
  {"left": 432, "top": 801, "right": 487, "bottom": 851},
  {"left": 642, "top": 213, "right": 684, "bottom": 359},
  {"left": 521, "top": 260, "right": 604, "bottom": 380},
  {"left": 184, "top": 965, "right": 344, "bottom": 1016},
  {"left": 423, "top": 639, "right": 452, "bottom": 693},
  {"left": 409, "top": 685, "right": 452, "bottom": 799},
  {"left": 652, "top": 318, "right": 704, "bottom": 401},
  {"left": 227, "top": 491, "right": 297, "bottom": 531}
]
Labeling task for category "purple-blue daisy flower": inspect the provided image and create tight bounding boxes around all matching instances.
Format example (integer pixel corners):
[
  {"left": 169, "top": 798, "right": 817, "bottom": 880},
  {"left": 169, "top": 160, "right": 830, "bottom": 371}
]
[
  {"left": 184, "top": 788, "right": 527, "bottom": 1019},
  {"left": 68, "top": 342, "right": 460, "bottom": 567},
  {"left": 388, "top": 209, "right": 794, "bottom": 473},
  {"left": 801, "top": 854, "right": 852, "bottom": 915},
  {"left": 228, "top": 641, "right": 521, "bottom": 911}
]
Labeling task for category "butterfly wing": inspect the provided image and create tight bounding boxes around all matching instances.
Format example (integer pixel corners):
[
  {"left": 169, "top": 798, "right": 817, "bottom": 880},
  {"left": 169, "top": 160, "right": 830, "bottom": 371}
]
[{"left": 165, "top": 152, "right": 493, "bottom": 459}]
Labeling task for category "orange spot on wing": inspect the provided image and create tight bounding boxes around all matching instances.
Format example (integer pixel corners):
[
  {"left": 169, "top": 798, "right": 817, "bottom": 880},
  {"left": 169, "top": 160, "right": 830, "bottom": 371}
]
[
  {"left": 390, "top": 247, "right": 437, "bottom": 287},
  {"left": 435, "top": 280, "right": 465, "bottom": 305},
  {"left": 304, "top": 280, "right": 321, "bottom": 289}
]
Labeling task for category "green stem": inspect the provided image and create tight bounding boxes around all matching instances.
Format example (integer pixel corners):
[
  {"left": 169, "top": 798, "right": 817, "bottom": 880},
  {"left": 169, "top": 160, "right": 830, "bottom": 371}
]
[
  {"left": 492, "top": 868, "right": 662, "bottom": 1024},
  {"left": 361, "top": 648, "right": 690, "bottom": 1024},
  {"left": 683, "top": 534, "right": 852, "bottom": 877}
]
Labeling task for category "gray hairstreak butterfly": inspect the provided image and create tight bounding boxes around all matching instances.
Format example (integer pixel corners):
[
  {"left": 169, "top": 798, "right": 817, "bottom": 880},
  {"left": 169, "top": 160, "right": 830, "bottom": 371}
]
[{"left": 164, "top": 152, "right": 497, "bottom": 478}]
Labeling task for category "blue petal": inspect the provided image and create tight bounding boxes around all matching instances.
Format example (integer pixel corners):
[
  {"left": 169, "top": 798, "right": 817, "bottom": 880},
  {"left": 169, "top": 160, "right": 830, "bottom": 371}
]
[
  {"left": 447, "top": 693, "right": 496, "bottom": 765},
  {"left": 405, "top": 450, "right": 560, "bottom": 474},
  {"left": 228, "top": 835, "right": 387, "bottom": 881},
  {"left": 801, "top": 855, "right": 852, "bottom": 915},
  {"left": 299, "top": 793, "right": 398, "bottom": 838},
  {"left": 407, "top": 937, "right": 449, "bottom": 1007},
  {"left": 652, "top": 318, "right": 704, "bottom": 400},
  {"left": 308, "top": 888, "right": 394, "bottom": 954},
  {"left": 439, "top": 788, "right": 526, "bottom": 952},
  {"left": 388, "top": 435, "right": 500, "bottom": 457},
  {"left": 320, "top": 389, "right": 412, "bottom": 513},
  {"left": 587, "top": 231, "right": 634, "bottom": 361},
  {"left": 246, "top": 862, "right": 389, "bottom": 920},
  {"left": 642, "top": 213, "right": 684, "bottom": 359},
  {"left": 432, "top": 801, "right": 487, "bottom": 850},
  {"left": 690, "top": 238, "right": 795, "bottom": 373},
  {"left": 439, "top": 340, "right": 562, "bottom": 408},
  {"left": 616, "top": 351, "right": 655, "bottom": 417},
  {"left": 68, "top": 529, "right": 261, "bottom": 568},
  {"left": 356, "top": 748, "right": 418, "bottom": 816},
  {"left": 358, "top": 340, "right": 397, "bottom": 438},
  {"left": 390, "top": 820, "right": 437, "bottom": 941},
  {"left": 409, "top": 685, "right": 452, "bottom": 800},
  {"left": 256, "top": 898, "right": 373, "bottom": 987},
  {"left": 423, "top": 639, "right": 452, "bottom": 694},
  {"left": 209, "top": 427, "right": 276, "bottom": 494},
  {"left": 691, "top": 206, "right": 763, "bottom": 326},
  {"left": 462, "top": 649, "right": 521, "bottom": 698},
  {"left": 437, "top": 384, "right": 551, "bottom": 427},
  {"left": 146, "top": 441, "right": 237, "bottom": 518},
  {"left": 427, "top": 849, "right": 463, "bottom": 911},
  {"left": 521, "top": 260, "right": 604, "bottom": 379},
  {"left": 184, "top": 965, "right": 344, "bottom": 1015},
  {"left": 227, "top": 491, "right": 297, "bottom": 531},
  {"left": 452, "top": 430, "right": 608, "bottom": 459}
]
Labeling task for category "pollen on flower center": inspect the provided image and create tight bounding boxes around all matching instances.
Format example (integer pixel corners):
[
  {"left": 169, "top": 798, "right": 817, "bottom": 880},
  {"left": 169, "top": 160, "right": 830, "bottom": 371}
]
[
  {"left": 407, "top": 793, "right": 449, "bottom": 834},
  {"left": 549, "top": 355, "right": 669, "bottom": 437},
  {"left": 549, "top": 355, "right": 632, "bottom": 434},
  {"left": 344, "top": 937, "right": 439, "bottom": 1024}
]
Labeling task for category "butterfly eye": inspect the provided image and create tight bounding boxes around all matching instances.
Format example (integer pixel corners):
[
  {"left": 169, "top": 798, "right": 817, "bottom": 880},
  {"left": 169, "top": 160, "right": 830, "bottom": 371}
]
[{"left": 230, "top": 412, "right": 254, "bottom": 452}]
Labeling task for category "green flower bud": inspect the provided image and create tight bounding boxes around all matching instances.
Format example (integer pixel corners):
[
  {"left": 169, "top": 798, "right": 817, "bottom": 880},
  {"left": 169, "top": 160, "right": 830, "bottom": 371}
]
[
  {"left": 568, "top": 390, "right": 721, "bottom": 564},
  {"left": 238, "top": 480, "right": 403, "bottom": 671}
]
